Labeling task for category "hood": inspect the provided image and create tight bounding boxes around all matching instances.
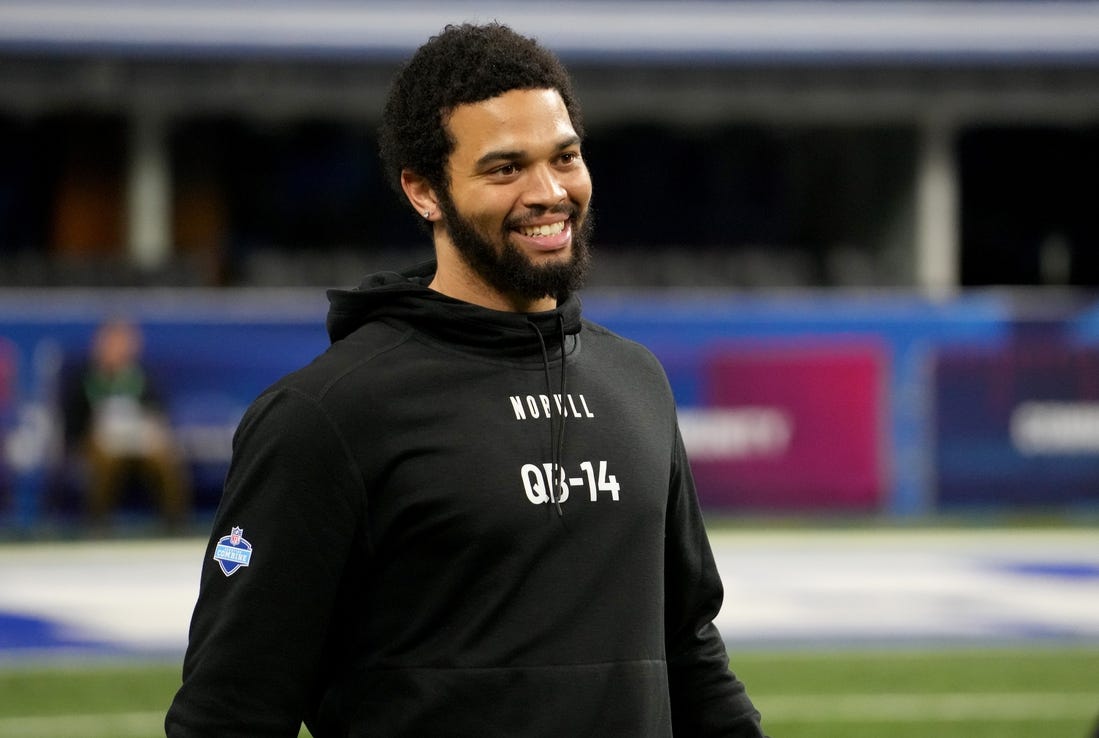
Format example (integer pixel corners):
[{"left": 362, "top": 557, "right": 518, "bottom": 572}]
[{"left": 325, "top": 260, "right": 583, "bottom": 356}]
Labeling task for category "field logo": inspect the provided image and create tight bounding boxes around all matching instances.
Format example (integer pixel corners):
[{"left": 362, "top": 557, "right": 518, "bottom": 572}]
[{"left": 213, "top": 526, "right": 253, "bottom": 577}]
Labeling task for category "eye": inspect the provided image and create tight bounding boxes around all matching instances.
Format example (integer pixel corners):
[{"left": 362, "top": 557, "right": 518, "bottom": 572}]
[
  {"left": 558, "top": 151, "right": 581, "bottom": 165},
  {"left": 493, "top": 163, "right": 520, "bottom": 176}
]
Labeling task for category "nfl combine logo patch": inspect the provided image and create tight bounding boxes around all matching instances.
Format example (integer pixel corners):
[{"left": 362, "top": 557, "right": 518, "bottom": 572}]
[{"left": 213, "top": 526, "right": 253, "bottom": 577}]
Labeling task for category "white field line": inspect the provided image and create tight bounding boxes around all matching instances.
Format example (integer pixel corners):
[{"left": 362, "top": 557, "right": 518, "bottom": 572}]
[
  {"left": 0, "top": 710, "right": 163, "bottom": 737},
  {"left": 759, "top": 692, "right": 1099, "bottom": 722},
  {"left": 1, "top": 693, "right": 1094, "bottom": 735}
]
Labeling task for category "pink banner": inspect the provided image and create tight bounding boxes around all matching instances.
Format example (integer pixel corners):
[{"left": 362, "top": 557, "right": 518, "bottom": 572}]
[{"left": 684, "top": 341, "right": 887, "bottom": 510}]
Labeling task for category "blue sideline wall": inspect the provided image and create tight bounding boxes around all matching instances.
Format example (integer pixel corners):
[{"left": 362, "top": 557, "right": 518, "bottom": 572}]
[{"left": 1, "top": 288, "right": 1098, "bottom": 530}]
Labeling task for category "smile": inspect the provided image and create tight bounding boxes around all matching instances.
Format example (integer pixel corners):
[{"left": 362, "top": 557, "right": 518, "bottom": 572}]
[{"left": 518, "top": 221, "right": 566, "bottom": 238}]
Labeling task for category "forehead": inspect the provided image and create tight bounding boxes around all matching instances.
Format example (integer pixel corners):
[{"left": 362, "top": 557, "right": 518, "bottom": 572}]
[{"left": 445, "top": 88, "right": 577, "bottom": 162}]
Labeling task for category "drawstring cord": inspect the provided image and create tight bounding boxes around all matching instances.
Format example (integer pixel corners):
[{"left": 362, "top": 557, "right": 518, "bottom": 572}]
[
  {"left": 556, "top": 314, "right": 567, "bottom": 494},
  {"left": 529, "top": 315, "right": 568, "bottom": 517}
]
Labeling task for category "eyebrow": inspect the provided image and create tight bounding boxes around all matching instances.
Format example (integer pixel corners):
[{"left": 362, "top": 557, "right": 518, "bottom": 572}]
[{"left": 475, "top": 135, "right": 582, "bottom": 169}]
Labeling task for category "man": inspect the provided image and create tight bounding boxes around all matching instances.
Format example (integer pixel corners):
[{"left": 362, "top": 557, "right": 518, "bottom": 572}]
[
  {"left": 167, "top": 22, "right": 767, "bottom": 737},
  {"left": 63, "top": 318, "right": 190, "bottom": 533}
]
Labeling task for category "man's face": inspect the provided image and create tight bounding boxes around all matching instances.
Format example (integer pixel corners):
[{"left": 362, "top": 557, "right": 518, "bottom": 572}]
[{"left": 438, "top": 88, "right": 593, "bottom": 303}]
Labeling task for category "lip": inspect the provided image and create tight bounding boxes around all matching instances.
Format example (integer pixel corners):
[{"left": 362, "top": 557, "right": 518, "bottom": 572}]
[{"left": 512, "top": 218, "right": 572, "bottom": 252}]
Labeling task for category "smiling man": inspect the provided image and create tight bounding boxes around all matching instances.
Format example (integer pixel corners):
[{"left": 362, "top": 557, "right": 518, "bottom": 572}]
[
  {"left": 404, "top": 86, "right": 593, "bottom": 312},
  {"left": 166, "top": 23, "right": 767, "bottom": 738}
]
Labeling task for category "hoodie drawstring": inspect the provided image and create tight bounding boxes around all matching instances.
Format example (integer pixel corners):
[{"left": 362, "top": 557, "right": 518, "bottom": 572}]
[{"left": 529, "top": 315, "right": 568, "bottom": 517}]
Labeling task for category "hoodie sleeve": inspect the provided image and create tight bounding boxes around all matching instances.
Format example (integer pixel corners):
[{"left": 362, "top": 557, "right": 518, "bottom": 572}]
[
  {"left": 665, "top": 425, "right": 768, "bottom": 738},
  {"left": 166, "top": 387, "right": 364, "bottom": 738}
]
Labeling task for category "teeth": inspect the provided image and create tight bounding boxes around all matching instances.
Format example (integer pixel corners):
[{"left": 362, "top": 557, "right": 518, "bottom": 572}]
[{"left": 520, "top": 221, "right": 565, "bottom": 237}]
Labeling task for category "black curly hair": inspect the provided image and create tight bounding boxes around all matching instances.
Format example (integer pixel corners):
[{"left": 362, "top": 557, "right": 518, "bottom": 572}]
[{"left": 378, "top": 22, "right": 584, "bottom": 202}]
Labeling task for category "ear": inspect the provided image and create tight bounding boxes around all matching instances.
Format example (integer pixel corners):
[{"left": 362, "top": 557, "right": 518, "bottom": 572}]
[{"left": 400, "top": 170, "right": 440, "bottom": 223}]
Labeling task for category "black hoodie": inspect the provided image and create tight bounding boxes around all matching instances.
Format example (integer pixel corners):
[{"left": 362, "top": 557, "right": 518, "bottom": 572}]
[{"left": 167, "top": 261, "right": 765, "bottom": 737}]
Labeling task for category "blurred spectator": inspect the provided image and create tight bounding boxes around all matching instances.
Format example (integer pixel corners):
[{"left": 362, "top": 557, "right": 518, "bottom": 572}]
[{"left": 62, "top": 319, "right": 190, "bottom": 533}]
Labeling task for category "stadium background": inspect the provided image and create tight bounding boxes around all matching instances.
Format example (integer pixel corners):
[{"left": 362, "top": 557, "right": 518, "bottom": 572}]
[{"left": 0, "top": 2, "right": 1097, "bottom": 736}]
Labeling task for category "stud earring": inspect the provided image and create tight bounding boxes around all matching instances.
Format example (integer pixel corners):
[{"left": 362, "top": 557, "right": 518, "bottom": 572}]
[{"left": 423, "top": 209, "right": 432, "bottom": 218}]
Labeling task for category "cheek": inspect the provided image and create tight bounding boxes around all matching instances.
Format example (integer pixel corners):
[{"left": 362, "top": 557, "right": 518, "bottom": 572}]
[
  {"left": 462, "top": 202, "right": 513, "bottom": 242},
  {"left": 455, "top": 181, "right": 509, "bottom": 214},
  {"left": 569, "top": 170, "right": 593, "bottom": 209}
]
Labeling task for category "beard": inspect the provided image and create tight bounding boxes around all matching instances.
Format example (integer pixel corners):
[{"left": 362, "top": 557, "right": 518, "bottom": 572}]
[{"left": 436, "top": 193, "right": 593, "bottom": 304}]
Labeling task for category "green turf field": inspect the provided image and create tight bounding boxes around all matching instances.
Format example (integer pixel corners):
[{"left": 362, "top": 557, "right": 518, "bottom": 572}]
[{"left": 0, "top": 646, "right": 1095, "bottom": 737}]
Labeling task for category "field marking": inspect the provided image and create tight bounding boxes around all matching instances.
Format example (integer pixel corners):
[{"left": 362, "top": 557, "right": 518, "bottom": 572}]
[
  {"left": 3, "top": 529, "right": 1098, "bottom": 656},
  {"left": 1, "top": 692, "right": 1094, "bottom": 735},
  {"left": 710, "top": 527, "right": 1099, "bottom": 646},
  {"left": 704, "top": 526, "right": 1099, "bottom": 545},
  {"left": 759, "top": 692, "right": 1099, "bottom": 722},
  {"left": 0, "top": 710, "right": 164, "bottom": 737}
]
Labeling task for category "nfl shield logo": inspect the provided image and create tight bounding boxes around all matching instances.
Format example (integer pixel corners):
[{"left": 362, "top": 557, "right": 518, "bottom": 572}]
[{"left": 213, "top": 525, "right": 253, "bottom": 577}]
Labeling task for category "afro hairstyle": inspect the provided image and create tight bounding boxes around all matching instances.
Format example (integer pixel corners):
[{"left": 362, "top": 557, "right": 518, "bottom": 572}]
[{"left": 378, "top": 22, "right": 584, "bottom": 203}]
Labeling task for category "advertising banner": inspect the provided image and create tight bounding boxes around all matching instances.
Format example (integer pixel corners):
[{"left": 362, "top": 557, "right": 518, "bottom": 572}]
[
  {"left": 682, "top": 340, "right": 888, "bottom": 510},
  {"left": 934, "top": 340, "right": 1099, "bottom": 506}
]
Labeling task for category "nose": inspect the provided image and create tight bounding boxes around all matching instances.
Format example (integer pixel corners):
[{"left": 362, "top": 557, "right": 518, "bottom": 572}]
[{"left": 522, "top": 164, "right": 567, "bottom": 207}]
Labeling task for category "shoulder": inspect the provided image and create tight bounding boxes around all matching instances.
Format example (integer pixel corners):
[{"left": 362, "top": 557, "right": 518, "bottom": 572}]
[
  {"left": 276, "top": 320, "right": 413, "bottom": 397},
  {"left": 581, "top": 318, "right": 665, "bottom": 372},
  {"left": 238, "top": 321, "right": 413, "bottom": 434},
  {"left": 578, "top": 318, "right": 676, "bottom": 412}
]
